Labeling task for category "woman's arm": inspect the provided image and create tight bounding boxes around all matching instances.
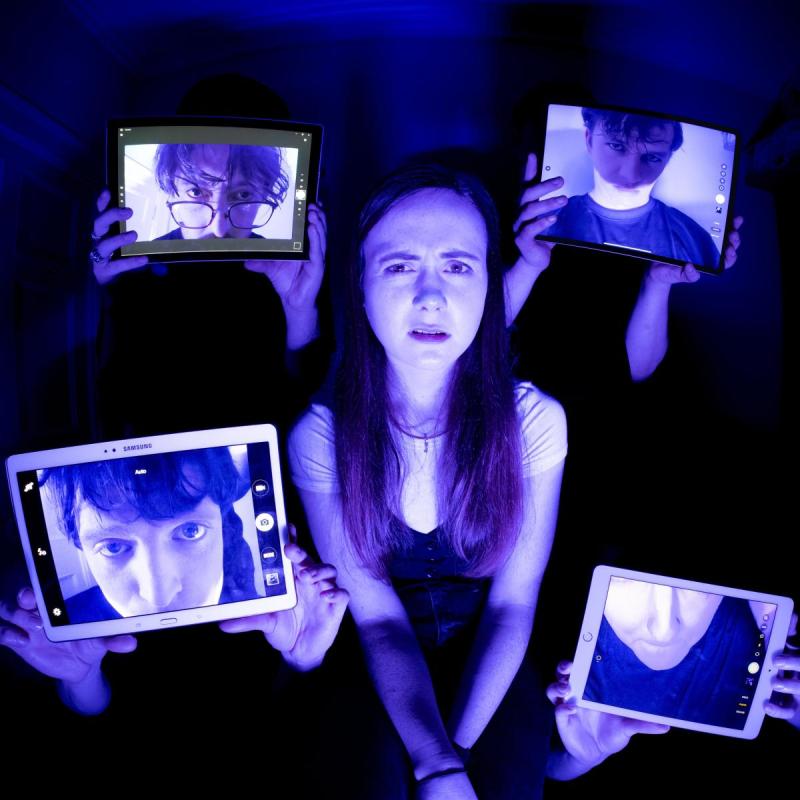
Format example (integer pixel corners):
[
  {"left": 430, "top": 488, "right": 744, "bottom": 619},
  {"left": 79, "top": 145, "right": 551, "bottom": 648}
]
[
  {"left": 447, "top": 462, "right": 564, "bottom": 749},
  {"left": 299, "top": 488, "right": 468, "bottom": 782}
]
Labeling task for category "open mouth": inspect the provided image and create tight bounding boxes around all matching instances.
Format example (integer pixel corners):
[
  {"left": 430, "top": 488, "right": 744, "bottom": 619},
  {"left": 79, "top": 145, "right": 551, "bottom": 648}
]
[{"left": 409, "top": 329, "right": 450, "bottom": 342}]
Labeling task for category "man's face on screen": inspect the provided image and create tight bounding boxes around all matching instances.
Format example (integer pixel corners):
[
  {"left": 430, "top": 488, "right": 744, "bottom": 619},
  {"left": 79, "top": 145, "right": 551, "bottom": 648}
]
[
  {"left": 169, "top": 144, "right": 267, "bottom": 239},
  {"left": 585, "top": 122, "right": 674, "bottom": 196},
  {"left": 76, "top": 495, "right": 225, "bottom": 617},
  {"left": 604, "top": 578, "right": 722, "bottom": 670}
]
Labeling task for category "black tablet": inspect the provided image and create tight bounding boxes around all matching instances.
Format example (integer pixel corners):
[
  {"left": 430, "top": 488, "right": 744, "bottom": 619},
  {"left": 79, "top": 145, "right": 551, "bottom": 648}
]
[
  {"left": 539, "top": 103, "right": 739, "bottom": 274},
  {"left": 107, "top": 116, "right": 322, "bottom": 263}
]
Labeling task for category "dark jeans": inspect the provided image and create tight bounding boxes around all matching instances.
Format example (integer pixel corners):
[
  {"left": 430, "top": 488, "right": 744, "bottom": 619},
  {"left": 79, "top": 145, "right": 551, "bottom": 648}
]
[{"left": 304, "top": 623, "right": 553, "bottom": 799}]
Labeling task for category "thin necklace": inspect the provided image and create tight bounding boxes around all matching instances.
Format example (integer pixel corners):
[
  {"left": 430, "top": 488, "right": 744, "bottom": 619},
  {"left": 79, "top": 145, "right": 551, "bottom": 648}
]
[{"left": 390, "top": 417, "right": 446, "bottom": 454}]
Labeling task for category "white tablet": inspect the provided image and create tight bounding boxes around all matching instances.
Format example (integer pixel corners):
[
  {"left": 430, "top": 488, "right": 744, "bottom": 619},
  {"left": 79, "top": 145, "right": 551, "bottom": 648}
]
[
  {"left": 6, "top": 425, "right": 296, "bottom": 641},
  {"left": 569, "top": 565, "right": 794, "bottom": 739}
]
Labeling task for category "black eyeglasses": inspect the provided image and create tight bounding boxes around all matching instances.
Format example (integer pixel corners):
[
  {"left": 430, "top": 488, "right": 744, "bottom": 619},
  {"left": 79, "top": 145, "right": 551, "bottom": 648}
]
[{"left": 166, "top": 200, "right": 279, "bottom": 230}]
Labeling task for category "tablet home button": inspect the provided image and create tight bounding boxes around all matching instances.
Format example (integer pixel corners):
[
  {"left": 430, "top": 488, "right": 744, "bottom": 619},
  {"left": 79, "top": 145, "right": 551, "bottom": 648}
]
[
  {"left": 160, "top": 617, "right": 178, "bottom": 626},
  {"left": 582, "top": 632, "right": 593, "bottom": 642}
]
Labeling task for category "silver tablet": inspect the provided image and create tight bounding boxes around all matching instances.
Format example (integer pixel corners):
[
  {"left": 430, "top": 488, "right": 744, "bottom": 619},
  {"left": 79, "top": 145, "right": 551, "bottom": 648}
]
[
  {"left": 569, "top": 565, "right": 794, "bottom": 739},
  {"left": 6, "top": 425, "right": 296, "bottom": 641}
]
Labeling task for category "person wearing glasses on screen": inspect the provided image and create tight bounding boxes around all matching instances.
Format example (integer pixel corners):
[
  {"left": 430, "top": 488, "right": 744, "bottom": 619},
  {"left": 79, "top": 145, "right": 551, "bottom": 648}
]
[
  {"left": 83, "top": 75, "right": 328, "bottom": 438},
  {"left": 153, "top": 142, "right": 289, "bottom": 241}
]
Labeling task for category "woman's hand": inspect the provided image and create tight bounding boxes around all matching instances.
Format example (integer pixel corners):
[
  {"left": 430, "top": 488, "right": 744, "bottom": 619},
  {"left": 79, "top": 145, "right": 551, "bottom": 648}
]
[
  {"left": 219, "top": 526, "right": 348, "bottom": 670},
  {"left": 0, "top": 587, "right": 137, "bottom": 714},
  {"left": 90, "top": 189, "right": 150, "bottom": 285},
  {"left": 646, "top": 215, "right": 743, "bottom": 286},
  {"left": 547, "top": 660, "right": 669, "bottom": 776}
]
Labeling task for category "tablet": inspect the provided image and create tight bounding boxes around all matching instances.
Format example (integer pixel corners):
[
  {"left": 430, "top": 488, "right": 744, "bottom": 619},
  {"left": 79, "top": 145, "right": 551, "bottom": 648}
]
[
  {"left": 107, "top": 115, "right": 322, "bottom": 263},
  {"left": 6, "top": 425, "right": 296, "bottom": 641},
  {"left": 569, "top": 566, "right": 794, "bottom": 739},
  {"left": 539, "top": 103, "right": 739, "bottom": 274}
]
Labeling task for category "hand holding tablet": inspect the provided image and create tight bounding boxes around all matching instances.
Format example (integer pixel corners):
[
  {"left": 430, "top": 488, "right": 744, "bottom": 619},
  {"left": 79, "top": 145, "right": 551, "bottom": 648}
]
[
  {"left": 538, "top": 104, "right": 740, "bottom": 275},
  {"left": 546, "top": 659, "right": 669, "bottom": 778},
  {"left": 568, "top": 566, "right": 794, "bottom": 739},
  {"left": 7, "top": 425, "right": 301, "bottom": 640},
  {"left": 107, "top": 116, "right": 322, "bottom": 265},
  {"left": 219, "top": 531, "right": 349, "bottom": 672}
]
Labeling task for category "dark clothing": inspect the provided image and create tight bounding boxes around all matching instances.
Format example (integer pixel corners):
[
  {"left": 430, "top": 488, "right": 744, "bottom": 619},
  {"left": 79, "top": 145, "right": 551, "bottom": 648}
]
[
  {"left": 311, "top": 524, "right": 553, "bottom": 800},
  {"left": 585, "top": 596, "right": 759, "bottom": 729},
  {"left": 390, "top": 525, "right": 489, "bottom": 650},
  {"left": 96, "top": 260, "right": 329, "bottom": 439},
  {"left": 548, "top": 194, "right": 721, "bottom": 270}
]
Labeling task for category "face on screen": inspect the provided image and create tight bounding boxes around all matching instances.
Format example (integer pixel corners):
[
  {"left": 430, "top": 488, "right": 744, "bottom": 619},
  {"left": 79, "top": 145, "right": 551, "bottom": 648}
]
[
  {"left": 604, "top": 578, "right": 723, "bottom": 671},
  {"left": 165, "top": 143, "right": 277, "bottom": 239},
  {"left": 76, "top": 495, "right": 225, "bottom": 616},
  {"left": 585, "top": 122, "right": 675, "bottom": 205}
]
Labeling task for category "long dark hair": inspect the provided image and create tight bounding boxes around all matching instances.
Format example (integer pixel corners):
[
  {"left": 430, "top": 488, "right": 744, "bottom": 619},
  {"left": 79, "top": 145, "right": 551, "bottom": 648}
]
[
  {"left": 41, "top": 448, "right": 256, "bottom": 598},
  {"left": 335, "top": 163, "right": 523, "bottom": 580}
]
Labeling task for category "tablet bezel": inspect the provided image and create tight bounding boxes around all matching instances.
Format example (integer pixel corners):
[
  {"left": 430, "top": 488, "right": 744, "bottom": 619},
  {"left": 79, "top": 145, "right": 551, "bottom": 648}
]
[
  {"left": 6, "top": 425, "right": 297, "bottom": 642},
  {"left": 538, "top": 102, "right": 739, "bottom": 275},
  {"left": 569, "top": 565, "right": 794, "bottom": 739},
  {"left": 106, "top": 115, "right": 323, "bottom": 263}
]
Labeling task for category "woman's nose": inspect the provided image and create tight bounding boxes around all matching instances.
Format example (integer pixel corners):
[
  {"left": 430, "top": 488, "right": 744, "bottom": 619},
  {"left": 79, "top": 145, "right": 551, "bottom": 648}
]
[{"left": 413, "top": 271, "right": 447, "bottom": 311}]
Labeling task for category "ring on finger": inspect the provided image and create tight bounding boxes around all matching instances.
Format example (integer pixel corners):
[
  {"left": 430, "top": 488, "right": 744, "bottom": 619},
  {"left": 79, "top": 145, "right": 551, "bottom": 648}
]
[{"left": 88, "top": 247, "right": 106, "bottom": 264}]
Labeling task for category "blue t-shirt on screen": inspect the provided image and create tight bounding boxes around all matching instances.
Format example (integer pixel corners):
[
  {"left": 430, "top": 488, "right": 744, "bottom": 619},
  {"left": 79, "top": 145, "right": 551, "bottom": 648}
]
[
  {"left": 584, "top": 596, "right": 759, "bottom": 729},
  {"left": 548, "top": 194, "right": 720, "bottom": 269}
]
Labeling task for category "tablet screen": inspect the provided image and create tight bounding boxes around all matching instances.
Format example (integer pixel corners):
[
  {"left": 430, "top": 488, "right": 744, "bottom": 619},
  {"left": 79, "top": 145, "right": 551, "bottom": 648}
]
[
  {"left": 582, "top": 575, "right": 776, "bottom": 730},
  {"left": 109, "top": 117, "right": 321, "bottom": 262},
  {"left": 540, "top": 104, "right": 737, "bottom": 273},
  {"left": 14, "top": 443, "right": 288, "bottom": 627}
]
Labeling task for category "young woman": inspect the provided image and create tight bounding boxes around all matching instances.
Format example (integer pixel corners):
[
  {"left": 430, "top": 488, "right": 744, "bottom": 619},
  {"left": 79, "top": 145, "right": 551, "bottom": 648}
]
[{"left": 289, "top": 163, "right": 567, "bottom": 798}]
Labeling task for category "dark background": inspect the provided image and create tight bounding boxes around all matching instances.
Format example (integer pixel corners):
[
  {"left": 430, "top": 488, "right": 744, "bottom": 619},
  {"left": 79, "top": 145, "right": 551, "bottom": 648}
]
[{"left": 1, "top": 1, "right": 796, "bottom": 795}]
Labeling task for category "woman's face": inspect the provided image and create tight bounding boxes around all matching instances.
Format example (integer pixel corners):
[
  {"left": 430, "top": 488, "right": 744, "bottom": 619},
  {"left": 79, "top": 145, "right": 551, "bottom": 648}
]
[
  {"left": 604, "top": 578, "right": 723, "bottom": 670},
  {"left": 76, "top": 496, "right": 225, "bottom": 617},
  {"left": 362, "top": 188, "right": 489, "bottom": 380}
]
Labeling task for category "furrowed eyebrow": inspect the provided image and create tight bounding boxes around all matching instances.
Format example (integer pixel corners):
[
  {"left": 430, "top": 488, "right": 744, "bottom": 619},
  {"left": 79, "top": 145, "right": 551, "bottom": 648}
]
[
  {"left": 439, "top": 250, "right": 481, "bottom": 261},
  {"left": 176, "top": 172, "right": 227, "bottom": 188},
  {"left": 377, "top": 251, "right": 422, "bottom": 264}
]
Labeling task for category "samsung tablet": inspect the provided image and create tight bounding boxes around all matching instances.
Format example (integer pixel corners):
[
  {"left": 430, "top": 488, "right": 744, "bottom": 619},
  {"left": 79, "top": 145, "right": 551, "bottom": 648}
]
[
  {"left": 6, "top": 425, "right": 296, "bottom": 641},
  {"left": 569, "top": 565, "right": 794, "bottom": 739},
  {"left": 107, "top": 115, "right": 322, "bottom": 263},
  {"left": 539, "top": 103, "right": 739, "bottom": 274}
]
